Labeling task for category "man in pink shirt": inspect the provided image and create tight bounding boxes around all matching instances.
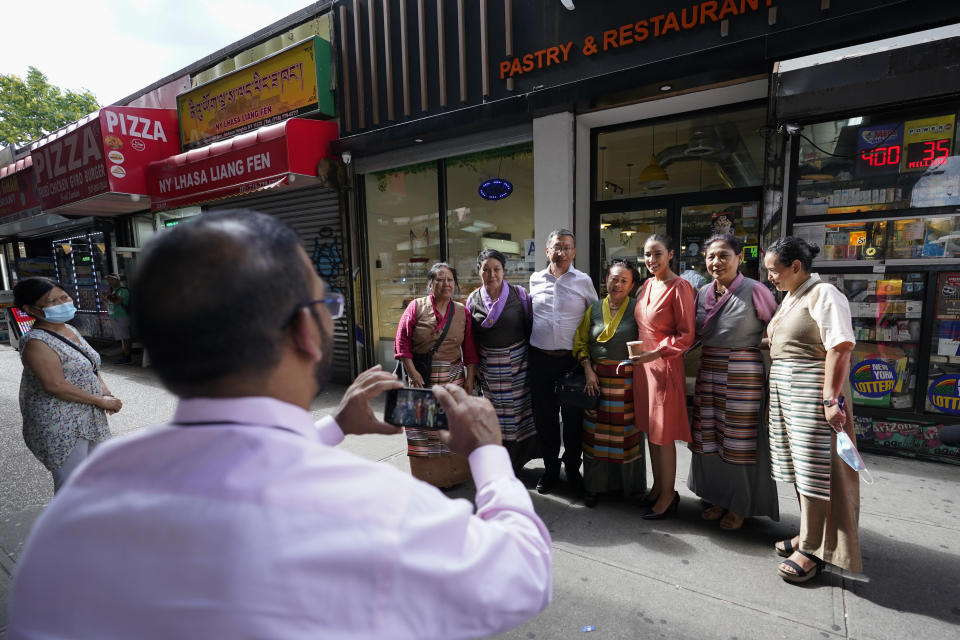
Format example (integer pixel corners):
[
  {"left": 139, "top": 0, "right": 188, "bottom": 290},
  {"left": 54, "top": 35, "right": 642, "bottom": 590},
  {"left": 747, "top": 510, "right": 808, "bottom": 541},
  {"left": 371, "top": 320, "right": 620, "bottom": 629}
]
[{"left": 7, "top": 210, "right": 552, "bottom": 639}]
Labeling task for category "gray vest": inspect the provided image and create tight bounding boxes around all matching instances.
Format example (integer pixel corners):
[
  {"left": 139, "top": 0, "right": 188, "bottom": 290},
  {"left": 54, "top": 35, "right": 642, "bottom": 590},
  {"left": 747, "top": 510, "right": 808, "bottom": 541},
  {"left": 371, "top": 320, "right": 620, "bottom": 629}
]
[{"left": 696, "top": 278, "right": 767, "bottom": 349}]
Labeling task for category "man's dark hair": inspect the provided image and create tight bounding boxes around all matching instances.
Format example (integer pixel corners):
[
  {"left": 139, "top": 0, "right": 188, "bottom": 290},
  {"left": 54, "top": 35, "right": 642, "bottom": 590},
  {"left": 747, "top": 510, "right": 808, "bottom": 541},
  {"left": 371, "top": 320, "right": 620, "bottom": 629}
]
[
  {"left": 546, "top": 229, "right": 575, "bottom": 247},
  {"left": 13, "top": 277, "right": 60, "bottom": 310},
  {"left": 132, "top": 209, "right": 314, "bottom": 396}
]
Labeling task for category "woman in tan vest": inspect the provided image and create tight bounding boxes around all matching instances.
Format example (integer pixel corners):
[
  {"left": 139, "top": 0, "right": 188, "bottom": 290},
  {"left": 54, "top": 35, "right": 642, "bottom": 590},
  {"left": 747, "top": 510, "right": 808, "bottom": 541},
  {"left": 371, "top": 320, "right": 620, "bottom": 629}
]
[
  {"left": 394, "top": 263, "right": 478, "bottom": 487},
  {"left": 763, "top": 237, "right": 861, "bottom": 583}
]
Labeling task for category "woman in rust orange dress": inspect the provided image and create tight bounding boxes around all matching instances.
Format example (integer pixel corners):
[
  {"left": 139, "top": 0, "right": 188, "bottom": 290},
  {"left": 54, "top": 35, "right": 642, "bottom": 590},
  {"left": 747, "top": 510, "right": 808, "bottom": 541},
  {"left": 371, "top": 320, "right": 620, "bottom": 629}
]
[{"left": 631, "top": 234, "right": 696, "bottom": 519}]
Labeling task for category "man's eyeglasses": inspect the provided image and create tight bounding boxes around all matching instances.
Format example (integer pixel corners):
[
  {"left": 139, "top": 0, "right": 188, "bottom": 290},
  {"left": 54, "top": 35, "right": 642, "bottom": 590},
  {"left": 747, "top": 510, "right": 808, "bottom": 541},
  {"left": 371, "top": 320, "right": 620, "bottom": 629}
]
[
  {"left": 550, "top": 245, "right": 575, "bottom": 253},
  {"left": 288, "top": 292, "right": 345, "bottom": 325}
]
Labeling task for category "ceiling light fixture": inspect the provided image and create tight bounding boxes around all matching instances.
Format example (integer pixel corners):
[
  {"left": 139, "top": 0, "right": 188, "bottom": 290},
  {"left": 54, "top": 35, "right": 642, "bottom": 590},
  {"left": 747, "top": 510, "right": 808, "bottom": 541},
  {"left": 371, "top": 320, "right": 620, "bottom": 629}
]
[
  {"left": 637, "top": 127, "right": 669, "bottom": 190},
  {"left": 659, "top": 84, "right": 672, "bottom": 92}
]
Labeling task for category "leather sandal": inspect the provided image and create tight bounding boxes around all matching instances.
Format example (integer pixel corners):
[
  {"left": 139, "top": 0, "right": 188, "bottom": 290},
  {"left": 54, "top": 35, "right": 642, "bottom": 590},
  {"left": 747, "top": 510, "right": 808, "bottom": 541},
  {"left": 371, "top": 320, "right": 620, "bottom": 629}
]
[
  {"left": 775, "top": 537, "right": 798, "bottom": 558},
  {"left": 778, "top": 551, "right": 824, "bottom": 584},
  {"left": 719, "top": 511, "right": 744, "bottom": 530},
  {"left": 701, "top": 505, "right": 726, "bottom": 521}
]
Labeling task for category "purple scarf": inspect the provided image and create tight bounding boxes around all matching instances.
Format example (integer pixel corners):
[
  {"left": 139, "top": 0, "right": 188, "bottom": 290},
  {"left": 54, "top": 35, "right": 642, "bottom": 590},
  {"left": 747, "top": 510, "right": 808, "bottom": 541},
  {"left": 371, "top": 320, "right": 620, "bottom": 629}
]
[
  {"left": 479, "top": 282, "right": 510, "bottom": 328},
  {"left": 701, "top": 272, "right": 745, "bottom": 329}
]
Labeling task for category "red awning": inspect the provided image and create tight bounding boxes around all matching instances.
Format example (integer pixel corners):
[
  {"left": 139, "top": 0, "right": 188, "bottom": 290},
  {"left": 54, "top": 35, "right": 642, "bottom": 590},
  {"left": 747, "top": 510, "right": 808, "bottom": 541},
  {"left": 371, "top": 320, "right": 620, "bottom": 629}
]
[
  {"left": 0, "top": 156, "right": 42, "bottom": 218},
  {"left": 147, "top": 118, "right": 339, "bottom": 211},
  {"left": 30, "top": 107, "right": 180, "bottom": 216}
]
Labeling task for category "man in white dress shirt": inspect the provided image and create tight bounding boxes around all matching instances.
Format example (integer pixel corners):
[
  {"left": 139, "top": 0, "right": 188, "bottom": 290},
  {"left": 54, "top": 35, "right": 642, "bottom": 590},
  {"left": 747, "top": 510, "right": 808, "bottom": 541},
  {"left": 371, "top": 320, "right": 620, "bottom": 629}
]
[
  {"left": 7, "top": 210, "right": 552, "bottom": 640},
  {"left": 528, "top": 229, "right": 598, "bottom": 494}
]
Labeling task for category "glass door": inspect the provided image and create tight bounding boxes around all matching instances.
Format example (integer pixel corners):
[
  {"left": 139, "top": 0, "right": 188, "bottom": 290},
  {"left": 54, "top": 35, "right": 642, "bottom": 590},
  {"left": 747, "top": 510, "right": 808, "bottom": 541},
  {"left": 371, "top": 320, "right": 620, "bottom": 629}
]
[
  {"left": 598, "top": 208, "right": 667, "bottom": 296},
  {"left": 678, "top": 201, "right": 762, "bottom": 289}
]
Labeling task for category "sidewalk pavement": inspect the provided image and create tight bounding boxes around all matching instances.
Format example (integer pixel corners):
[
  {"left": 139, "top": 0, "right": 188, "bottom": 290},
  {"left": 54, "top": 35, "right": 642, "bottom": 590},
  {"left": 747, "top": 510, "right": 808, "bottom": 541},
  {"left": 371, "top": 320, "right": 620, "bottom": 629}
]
[{"left": 2, "top": 359, "right": 959, "bottom": 638}]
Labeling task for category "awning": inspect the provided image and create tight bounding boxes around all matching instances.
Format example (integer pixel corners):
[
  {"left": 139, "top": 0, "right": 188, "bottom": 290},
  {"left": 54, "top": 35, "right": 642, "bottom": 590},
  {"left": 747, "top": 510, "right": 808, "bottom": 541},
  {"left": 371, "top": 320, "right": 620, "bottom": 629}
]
[
  {"left": 30, "top": 106, "right": 180, "bottom": 216},
  {"left": 0, "top": 156, "right": 42, "bottom": 218},
  {"left": 146, "top": 118, "right": 339, "bottom": 211},
  {"left": 775, "top": 24, "right": 960, "bottom": 120}
]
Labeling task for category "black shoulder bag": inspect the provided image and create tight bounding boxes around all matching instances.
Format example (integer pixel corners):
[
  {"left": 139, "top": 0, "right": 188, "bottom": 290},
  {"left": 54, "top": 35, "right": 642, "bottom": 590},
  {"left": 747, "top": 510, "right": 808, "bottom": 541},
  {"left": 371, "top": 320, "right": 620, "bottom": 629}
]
[{"left": 395, "top": 303, "right": 455, "bottom": 384}]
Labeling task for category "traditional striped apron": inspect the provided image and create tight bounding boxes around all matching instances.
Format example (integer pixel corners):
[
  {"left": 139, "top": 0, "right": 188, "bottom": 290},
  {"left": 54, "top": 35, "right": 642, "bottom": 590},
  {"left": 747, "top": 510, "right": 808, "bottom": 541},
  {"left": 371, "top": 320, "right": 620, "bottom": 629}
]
[
  {"left": 583, "top": 361, "right": 642, "bottom": 464},
  {"left": 477, "top": 339, "right": 536, "bottom": 444},
  {"left": 690, "top": 346, "right": 765, "bottom": 465}
]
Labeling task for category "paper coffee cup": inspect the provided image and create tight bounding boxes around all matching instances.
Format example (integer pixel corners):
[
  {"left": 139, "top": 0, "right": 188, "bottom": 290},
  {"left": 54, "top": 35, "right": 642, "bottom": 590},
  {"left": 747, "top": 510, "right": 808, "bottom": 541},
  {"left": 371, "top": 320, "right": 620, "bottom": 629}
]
[{"left": 627, "top": 341, "right": 643, "bottom": 358}]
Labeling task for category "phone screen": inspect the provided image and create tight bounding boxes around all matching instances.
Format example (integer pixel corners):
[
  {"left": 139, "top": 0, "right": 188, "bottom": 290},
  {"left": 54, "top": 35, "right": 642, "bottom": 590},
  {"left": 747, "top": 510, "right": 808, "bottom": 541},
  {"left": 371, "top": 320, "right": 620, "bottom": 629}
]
[{"left": 383, "top": 387, "right": 448, "bottom": 429}]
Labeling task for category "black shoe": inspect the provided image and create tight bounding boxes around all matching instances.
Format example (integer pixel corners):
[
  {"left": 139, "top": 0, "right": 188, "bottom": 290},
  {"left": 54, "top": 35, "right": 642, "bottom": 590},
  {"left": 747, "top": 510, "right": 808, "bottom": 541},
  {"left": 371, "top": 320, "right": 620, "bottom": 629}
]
[
  {"left": 584, "top": 492, "right": 599, "bottom": 508},
  {"left": 641, "top": 491, "right": 680, "bottom": 520},
  {"left": 536, "top": 467, "right": 560, "bottom": 494}
]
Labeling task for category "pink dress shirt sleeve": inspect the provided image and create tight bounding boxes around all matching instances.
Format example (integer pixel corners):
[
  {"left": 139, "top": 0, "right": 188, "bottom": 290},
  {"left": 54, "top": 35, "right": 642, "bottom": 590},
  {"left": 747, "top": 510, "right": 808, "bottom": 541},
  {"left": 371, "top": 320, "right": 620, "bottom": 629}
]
[
  {"left": 314, "top": 415, "right": 345, "bottom": 446},
  {"left": 389, "top": 445, "right": 552, "bottom": 636},
  {"left": 655, "top": 279, "right": 697, "bottom": 357},
  {"left": 394, "top": 299, "right": 419, "bottom": 360},
  {"left": 461, "top": 306, "right": 479, "bottom": 365},
  {"left": 751, "top": 282, "right": 778, "bottom": 323}
]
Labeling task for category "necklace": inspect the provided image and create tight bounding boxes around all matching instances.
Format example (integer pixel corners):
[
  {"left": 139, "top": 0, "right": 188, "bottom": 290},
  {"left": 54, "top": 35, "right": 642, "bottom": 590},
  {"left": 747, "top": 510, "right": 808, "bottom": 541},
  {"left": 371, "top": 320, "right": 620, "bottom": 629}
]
[{"left": 715, "top": 282, "right": 727, "bottom": 296}]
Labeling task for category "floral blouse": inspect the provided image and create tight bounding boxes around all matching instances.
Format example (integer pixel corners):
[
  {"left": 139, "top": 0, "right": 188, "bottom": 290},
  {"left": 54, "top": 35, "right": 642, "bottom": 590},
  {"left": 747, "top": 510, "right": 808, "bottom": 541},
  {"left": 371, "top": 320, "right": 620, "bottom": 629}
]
[{"left": 19, "top": 326, "right": 111, "bottom": 471}]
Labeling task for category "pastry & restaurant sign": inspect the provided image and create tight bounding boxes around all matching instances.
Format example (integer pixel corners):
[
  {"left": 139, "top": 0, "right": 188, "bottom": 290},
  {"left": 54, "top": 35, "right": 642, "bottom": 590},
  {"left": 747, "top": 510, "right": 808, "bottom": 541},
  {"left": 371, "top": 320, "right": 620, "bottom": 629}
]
[
  {"left": 497, "top": 0, "right": 774, "bottom": 93},
  {"left": 177, "top": 36, "right": 334, "bottom": 151}
]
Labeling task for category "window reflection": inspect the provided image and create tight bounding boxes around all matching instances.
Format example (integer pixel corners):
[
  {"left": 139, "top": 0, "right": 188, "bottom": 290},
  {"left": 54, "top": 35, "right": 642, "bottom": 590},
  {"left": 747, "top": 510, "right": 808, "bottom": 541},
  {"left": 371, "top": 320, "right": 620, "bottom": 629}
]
[{"left": 596, "top": 106, "right": 765, "bottom": 200}]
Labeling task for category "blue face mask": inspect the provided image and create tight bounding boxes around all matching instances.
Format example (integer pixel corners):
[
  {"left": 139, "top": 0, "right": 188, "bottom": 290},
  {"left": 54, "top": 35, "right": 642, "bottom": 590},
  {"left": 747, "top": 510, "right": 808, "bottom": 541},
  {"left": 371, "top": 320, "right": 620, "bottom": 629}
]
[
  {"left": 42, "top": 301, "right": 77, "bottom": 323},
  {"left": 836, "top": 430, "right": 874, "bottom": 484}
]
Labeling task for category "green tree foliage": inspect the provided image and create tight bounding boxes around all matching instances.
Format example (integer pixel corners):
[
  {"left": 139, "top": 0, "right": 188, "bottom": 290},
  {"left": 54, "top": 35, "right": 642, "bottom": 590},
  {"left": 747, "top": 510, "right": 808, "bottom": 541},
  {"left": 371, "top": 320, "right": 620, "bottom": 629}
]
[{"left": 0, "top": 67, "right": 100, "bottom": 148}]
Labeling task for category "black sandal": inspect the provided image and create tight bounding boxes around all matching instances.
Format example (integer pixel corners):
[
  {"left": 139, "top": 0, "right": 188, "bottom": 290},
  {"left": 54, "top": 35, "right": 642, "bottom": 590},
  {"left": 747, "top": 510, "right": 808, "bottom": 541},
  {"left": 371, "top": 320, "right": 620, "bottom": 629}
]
[
  {"left": 778, "top": 551, "right": 824, "bottom": 584},
  {"left": 775, "top": 538, "right": 796, "bottom": 558}
]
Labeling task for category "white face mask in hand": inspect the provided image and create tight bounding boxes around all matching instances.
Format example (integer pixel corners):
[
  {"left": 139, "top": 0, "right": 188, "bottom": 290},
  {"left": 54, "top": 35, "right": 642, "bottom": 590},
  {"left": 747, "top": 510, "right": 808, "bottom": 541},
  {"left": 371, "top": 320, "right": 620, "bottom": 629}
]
[{"left": 836, "top": 430, "right": 874, "bottom": 484}]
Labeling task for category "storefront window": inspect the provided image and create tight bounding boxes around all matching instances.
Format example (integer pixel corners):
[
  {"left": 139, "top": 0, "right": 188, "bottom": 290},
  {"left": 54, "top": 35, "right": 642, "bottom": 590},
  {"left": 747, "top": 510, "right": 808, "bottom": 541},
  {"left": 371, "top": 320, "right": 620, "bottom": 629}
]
[
  {"left": 365, "top": 162, "right": 440, "bottom": 369},
  {"left": 445, "top": 143, "right": 534, "bottom": 291},
  {"left": 821, "top": 272, "right": 923, "bottom": 411},
  {"left": 598, "top": 209, "right": 667, "bottom": 294},
  {"left": 679, "top": 201, "right": 761, "bottom": 284},
  {"left": 796, "top": 110, "right": 960, "bottom": 216},
  {"left": 793, "top": 213, "right": 960, "bottom": 263},
  {"left": 596, "top": 105, "right": 765, "bottom": 200},
  {"left": 927, "top": 272, "right": 960, "bottom": 416}
]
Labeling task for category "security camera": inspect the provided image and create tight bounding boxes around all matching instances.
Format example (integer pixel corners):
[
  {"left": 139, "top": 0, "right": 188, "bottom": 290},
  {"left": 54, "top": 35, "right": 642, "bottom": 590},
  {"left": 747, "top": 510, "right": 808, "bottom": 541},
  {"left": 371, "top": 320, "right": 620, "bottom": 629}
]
[{"left": 341, "top": 151, "right": 352, "bottom": 165}]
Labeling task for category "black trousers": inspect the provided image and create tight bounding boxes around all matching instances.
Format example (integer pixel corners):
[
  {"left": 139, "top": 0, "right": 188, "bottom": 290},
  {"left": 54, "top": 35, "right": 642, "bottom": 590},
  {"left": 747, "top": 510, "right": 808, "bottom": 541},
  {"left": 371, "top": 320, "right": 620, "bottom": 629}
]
[{"left": 529, "top": 346, "right": 583, "bottom": 472}]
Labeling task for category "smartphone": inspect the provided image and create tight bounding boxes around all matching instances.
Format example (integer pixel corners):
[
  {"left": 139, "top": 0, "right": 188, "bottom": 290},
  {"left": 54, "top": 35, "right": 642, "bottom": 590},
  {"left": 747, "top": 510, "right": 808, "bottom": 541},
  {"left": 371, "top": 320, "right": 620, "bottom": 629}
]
[{"left": 383, "top": 387, "right": 448, "bottom": 429}]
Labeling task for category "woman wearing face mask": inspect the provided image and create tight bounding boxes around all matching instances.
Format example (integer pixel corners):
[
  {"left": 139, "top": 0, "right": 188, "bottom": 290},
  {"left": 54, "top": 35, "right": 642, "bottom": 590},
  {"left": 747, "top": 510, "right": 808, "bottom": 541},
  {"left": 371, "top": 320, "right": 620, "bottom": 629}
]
[
  {"left": 763, "top": 237, "right": 860, "bottom": 584},
  {"left": 14, "top": 277, "right": 122, "bottom": 492},
  {"left": 630, "top": 234, "right": 696, "bottom": 519},
  {"left": 687, "top": 235, "right": 780, "bottom": 532}
]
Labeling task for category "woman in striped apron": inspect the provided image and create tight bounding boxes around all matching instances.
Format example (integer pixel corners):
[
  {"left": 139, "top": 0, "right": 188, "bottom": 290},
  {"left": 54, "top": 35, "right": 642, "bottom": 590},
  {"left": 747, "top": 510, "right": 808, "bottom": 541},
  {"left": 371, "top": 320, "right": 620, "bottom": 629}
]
[
  {"left": 688, "top": 234, "right": 780, "bottom": 531},
  {"left": 763, "top": 237, "right": 861, "bottom": 583},
  {"left": 395, "top": 263, "right": 478, "bottom": 487},
  {"left": 573, "top": 259, "right": 644, "bottom": 507},
  {"left": 467, "top": 249, "right": 539, "bottom": 472}
]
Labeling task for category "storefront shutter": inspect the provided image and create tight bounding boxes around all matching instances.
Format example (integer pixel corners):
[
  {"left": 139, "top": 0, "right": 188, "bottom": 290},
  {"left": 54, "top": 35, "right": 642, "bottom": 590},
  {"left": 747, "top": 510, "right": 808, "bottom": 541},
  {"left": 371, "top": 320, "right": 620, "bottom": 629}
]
[{"left": 206, "top": 185, "right": 353, "bottom": 383}]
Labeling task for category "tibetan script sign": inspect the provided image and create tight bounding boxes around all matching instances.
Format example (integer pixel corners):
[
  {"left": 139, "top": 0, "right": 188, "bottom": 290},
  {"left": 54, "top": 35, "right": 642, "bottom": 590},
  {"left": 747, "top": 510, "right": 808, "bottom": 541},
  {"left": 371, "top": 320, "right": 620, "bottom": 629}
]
[{"left": 177, "top": 36, "right": 334, "bottom": 151}]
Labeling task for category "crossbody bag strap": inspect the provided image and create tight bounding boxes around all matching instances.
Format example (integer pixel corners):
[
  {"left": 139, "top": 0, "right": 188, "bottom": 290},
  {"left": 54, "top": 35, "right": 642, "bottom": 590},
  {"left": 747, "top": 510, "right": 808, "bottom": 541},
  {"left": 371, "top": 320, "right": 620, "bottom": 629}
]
[
  {"left": 428, "top": 303, "right": 456, "bottom": 355},
  {"left": 38, "top": 328, "right": 98, "bottom": 372}
]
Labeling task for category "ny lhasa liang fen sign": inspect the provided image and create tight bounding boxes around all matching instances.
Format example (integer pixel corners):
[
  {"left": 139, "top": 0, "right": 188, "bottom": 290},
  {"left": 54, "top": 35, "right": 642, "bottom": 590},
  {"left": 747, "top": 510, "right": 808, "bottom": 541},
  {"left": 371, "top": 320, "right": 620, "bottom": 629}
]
[{"left": 177, "top": 36, "right": 334, "bottom": 151}]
